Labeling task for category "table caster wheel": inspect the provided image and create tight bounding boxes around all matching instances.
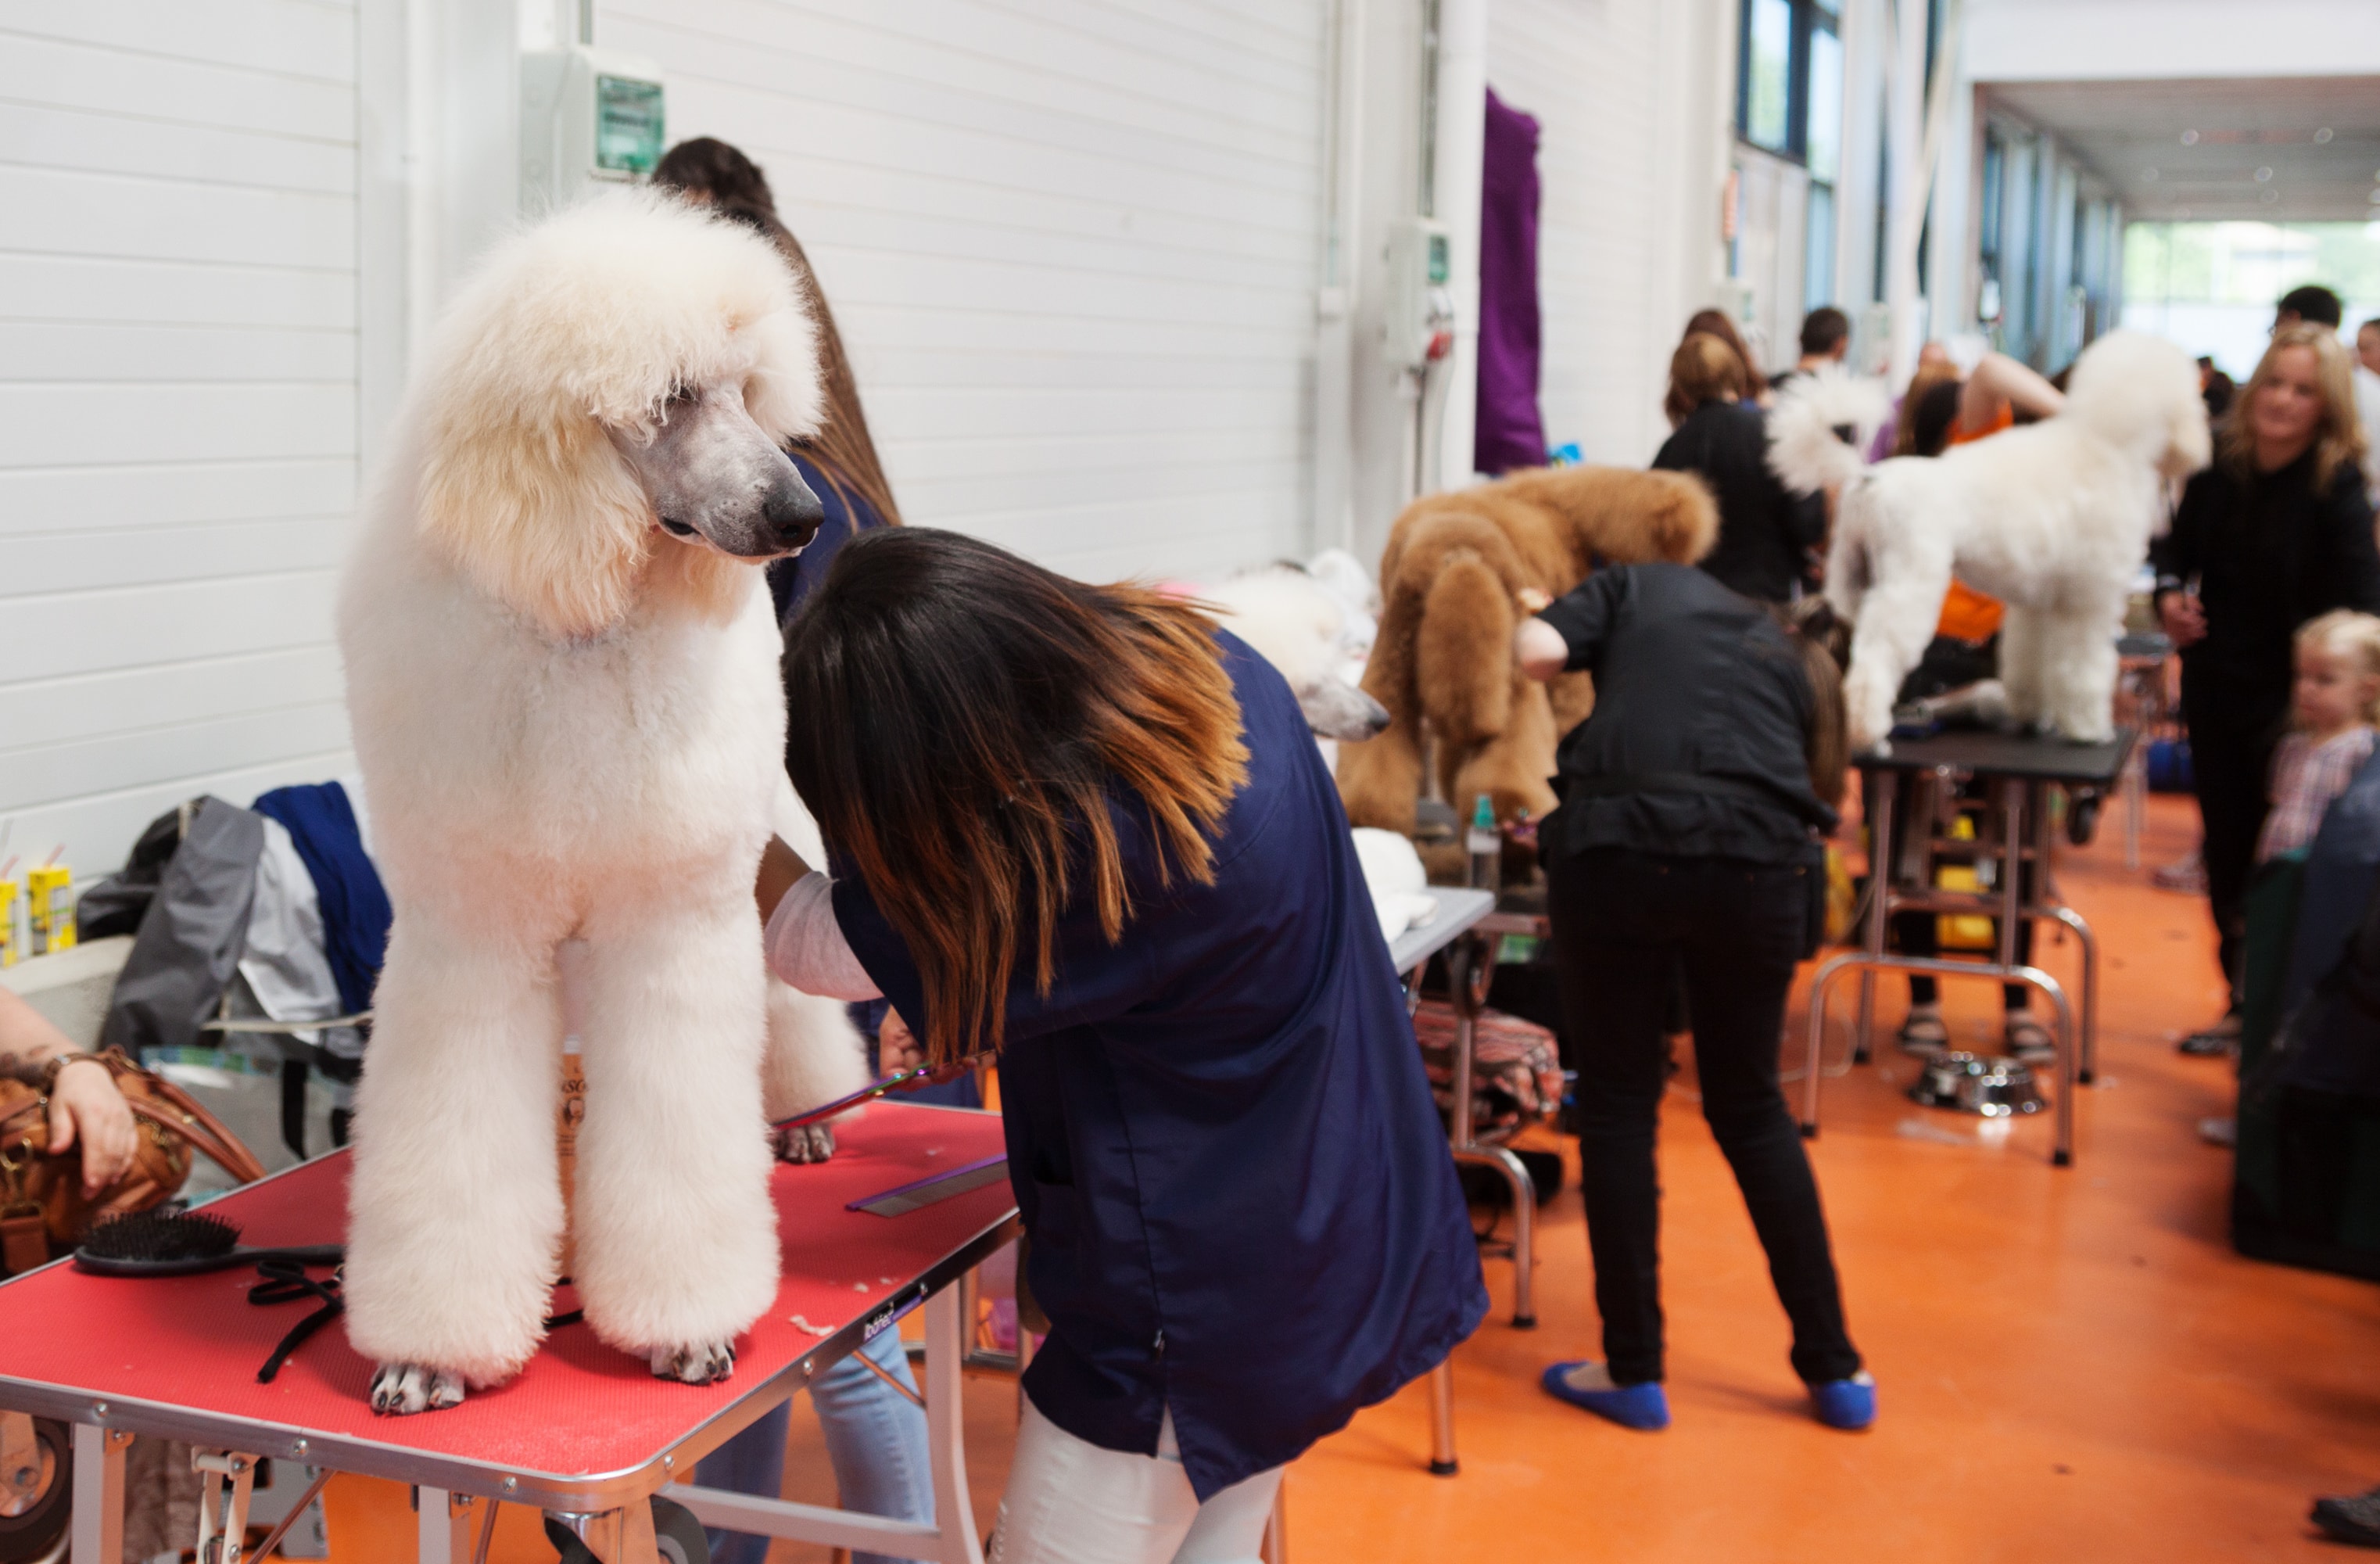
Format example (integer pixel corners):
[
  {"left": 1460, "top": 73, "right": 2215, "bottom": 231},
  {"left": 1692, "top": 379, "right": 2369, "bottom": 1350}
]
[
  {"left": 545, "top": 1496, "right": 709, "bottom": 1564},
  {"left": 0, "top": 1416, "right": 70, "bottom": 1564}
]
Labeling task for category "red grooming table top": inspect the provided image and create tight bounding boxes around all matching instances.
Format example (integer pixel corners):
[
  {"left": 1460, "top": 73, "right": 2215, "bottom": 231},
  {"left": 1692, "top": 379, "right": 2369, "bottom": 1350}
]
[{"left": 0, "top": 1102, "right": 1015, "bottom": 1510}]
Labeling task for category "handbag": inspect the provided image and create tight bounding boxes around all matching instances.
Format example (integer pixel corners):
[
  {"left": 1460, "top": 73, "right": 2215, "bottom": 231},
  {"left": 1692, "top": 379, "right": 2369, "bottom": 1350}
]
[{"left": 0, "top": 1049, "right": 267, "bottom": 1275}]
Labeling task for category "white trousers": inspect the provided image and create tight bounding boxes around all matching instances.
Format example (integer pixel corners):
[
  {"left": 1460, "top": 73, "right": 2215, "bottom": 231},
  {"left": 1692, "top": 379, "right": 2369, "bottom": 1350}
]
[{"left": 988, "top": 1401, "right": 1282, "bottom": 1564}]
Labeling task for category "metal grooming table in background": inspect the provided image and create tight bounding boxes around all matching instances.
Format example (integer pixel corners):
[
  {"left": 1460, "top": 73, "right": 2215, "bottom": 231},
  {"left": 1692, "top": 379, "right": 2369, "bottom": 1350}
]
[
  {"left": 1387, "top": 886, "right": 1512, "bottom": 1478},
  {"left": 0, "top": 1102, "right": 1016, "bottom": 1564},
  {"left": 1802, "top": 727, "right": 2135, "bottom": 1167}
]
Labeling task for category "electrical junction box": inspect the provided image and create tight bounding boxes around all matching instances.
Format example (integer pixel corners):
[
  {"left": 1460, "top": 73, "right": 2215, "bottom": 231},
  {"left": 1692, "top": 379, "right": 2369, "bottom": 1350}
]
[
  {"left": 521, "top": 46, "right": 666, "bottom": 216},
  {"left": 1386, "top": 217, "right": 1455, "bottom": 371}
]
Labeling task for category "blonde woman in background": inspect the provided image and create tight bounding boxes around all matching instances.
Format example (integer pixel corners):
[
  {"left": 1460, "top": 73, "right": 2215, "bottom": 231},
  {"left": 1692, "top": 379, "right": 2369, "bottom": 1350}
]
[{"left": 2152, "top": 324, "right": 2380, "bottom": 1056}]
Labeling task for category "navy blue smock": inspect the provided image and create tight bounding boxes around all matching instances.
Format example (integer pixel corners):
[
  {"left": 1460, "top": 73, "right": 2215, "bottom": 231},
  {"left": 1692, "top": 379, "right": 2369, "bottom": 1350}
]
[
  {"left": 767, "top": 453, "right": 881, "bottom": 630},
  {"left": 830, "top": 632, "right": 1488, "bottom": 1498}
]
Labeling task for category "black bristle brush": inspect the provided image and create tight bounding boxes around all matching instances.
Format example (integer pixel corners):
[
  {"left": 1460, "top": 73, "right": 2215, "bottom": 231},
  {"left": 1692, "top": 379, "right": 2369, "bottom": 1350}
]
[{"left": 73, "top": 1210, "right": 342, "bottom": 1277}]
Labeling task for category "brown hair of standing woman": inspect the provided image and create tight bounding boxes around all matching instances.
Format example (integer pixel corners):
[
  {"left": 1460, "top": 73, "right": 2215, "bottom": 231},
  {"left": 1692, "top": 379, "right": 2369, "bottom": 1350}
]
[
  {"left": 652, "top": 142, "right": 904, "bottom": 527},
  {"left": 781, "top": 529, "right": 1250, "bottom": 1064},
  {"left": 1665, "top": 308, "right": 1761, "bottom": 424},
  {"left": 1665, "top": 333, "right": 1752, "bottom": 425}
]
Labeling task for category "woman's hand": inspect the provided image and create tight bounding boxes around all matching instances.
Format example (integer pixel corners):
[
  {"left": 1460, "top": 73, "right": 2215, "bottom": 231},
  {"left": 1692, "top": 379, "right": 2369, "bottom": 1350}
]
[
  {"left": 878, "top": 1009, "right": 925, "bottom": 1074},
  {"left": 2157, "top": 590, "right": 2206, "bottom": 648},
  {"left": 1514, "top": 617, "right": 1570, "bottom": 682},
  {"left": 47, "top": 1059, "right": 137, "bottom": 1195}
]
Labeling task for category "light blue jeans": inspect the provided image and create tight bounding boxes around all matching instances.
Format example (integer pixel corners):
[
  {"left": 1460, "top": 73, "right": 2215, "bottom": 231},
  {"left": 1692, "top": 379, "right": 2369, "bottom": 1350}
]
[{"left": 694, "top": 1327, "right": 934, "bottom": 1564}]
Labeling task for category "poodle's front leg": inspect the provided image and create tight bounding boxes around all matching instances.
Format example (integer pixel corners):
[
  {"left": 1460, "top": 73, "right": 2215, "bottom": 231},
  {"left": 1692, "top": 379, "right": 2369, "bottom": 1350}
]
[
  {"left": 345, "top": 916, "right": 565, "bottom": 1408},
  {"left": 1998, "top": 604, "right": 2045, "bottom": 728},
  {"left": 572, "top": 889, "right": 780, "bottom": 1381}
]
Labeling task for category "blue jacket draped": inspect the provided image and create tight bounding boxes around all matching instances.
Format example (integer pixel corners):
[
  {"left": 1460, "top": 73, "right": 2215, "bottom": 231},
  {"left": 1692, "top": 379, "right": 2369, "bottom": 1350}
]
[{"left": 830, "top": 632, "right": 1486, "bottom": 1497}]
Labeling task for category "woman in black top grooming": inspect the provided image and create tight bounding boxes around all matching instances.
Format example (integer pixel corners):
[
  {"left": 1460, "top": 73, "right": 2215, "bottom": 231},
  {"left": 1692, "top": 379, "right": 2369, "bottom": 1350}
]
[
  {"left": 2152, "top": 323, "right": 2380, "bottom": 1053},
  {"left": 1514, "top": 561, "right": 1869, "bottom": 1433}
]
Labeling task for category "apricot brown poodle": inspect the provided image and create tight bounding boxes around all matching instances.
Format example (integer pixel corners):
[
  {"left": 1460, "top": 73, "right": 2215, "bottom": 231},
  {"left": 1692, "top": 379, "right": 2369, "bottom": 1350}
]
[{"left": 1339, "top": 466, "right": 1719, "bottom": 833}]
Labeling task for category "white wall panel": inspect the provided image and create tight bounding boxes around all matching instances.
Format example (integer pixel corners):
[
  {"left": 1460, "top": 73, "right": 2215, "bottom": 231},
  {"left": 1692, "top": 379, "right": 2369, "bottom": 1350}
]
[
  {"left": 1485, "top": 0, "right": 1676, "bottom": 465},
  {"left": 0, "top": 1, "right": 359, "bottom": 881},
  {"left": 597, "top": 0, "right": 1330, "bottom": 582}
]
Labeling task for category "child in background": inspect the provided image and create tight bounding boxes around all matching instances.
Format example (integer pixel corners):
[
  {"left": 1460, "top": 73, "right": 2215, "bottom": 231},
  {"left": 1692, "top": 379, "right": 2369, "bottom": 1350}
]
[
  {"left": 2200, "top": 612, "right": 2380, "bottom": 1148},
  {"left": 2256, "top": 611, "right": 2380, "bottom": 866}
]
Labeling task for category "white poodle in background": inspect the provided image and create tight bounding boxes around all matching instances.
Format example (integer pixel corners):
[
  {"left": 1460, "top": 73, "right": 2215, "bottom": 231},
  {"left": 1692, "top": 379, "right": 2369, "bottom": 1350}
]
[
  {"left": 1769, "top": 331, "right": 2212, "bottom": 751},
  {"left": 1199, "top": 561, "right": 1389, "bottom": 743},
  {"left": 337, "top": 192, "right": 869, "bottom": 1413}
]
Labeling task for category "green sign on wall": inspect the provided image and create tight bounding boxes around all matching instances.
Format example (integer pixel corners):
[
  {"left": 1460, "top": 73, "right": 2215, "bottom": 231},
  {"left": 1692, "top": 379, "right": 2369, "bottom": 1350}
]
[{"left": 596, "top": 75, "right": 665, "bottom": 175}]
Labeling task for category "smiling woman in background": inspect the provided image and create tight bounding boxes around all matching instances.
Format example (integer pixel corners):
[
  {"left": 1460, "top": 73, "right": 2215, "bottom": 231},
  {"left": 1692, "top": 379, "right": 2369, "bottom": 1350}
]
[{"left": 2153, "top": 322, "right": 2380, "bottom": 1056}]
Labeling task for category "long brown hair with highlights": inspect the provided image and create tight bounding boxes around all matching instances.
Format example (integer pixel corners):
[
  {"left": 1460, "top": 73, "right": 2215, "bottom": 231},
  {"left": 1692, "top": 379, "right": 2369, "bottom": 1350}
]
[
  {"left": 653, "top": 141, "right": 904, "bottom": 528},
  {"left": 781, "top": 529, "right": 1250, "bottom": 1064}
]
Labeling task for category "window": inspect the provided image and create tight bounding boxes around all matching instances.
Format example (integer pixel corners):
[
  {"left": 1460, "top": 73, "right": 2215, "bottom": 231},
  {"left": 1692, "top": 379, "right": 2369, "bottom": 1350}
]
[
  {"left": 1741, "top": 0, "right": 1792, "bottom": 152},
  {"left": 1739, "top": 0, "right": 1845, "bottom": 307}
]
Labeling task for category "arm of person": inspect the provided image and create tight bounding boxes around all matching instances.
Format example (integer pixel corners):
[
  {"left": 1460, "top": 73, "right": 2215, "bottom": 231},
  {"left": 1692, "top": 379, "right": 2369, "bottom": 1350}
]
[
  {"left": 2320, "top": 469, "right": 2380, "bottom": 616},
  {"left": 757, "top": 836, "right": 884, "bottom": 1002},
  {"left": 0, "top": 985, "right": 137, "bottom": 1194},
  {"left": 2150, "top": 473, "right": 2211, "bottom": 646},
  {"left": 1518, "top": 569, "right": 1627, "bottom": 681},
  {"left": 1960, "top": 351, "right": 2063, "bottom": 432}
]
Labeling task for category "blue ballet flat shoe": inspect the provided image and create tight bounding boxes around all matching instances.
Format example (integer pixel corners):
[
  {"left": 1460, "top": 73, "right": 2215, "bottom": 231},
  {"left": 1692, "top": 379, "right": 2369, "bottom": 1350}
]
[
  {"left": 1540, "top": 1361, "right": 1670, "bottom": 1430},
  {"left": 1809, "top": 1372, "right": 1877, "bottom": 1430}
]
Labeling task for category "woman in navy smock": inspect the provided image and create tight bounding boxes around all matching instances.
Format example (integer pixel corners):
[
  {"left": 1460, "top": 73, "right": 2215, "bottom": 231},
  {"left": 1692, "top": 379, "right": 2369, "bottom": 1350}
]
[{"left": 758, "top": 528, "right": 1486, "bottom": 1562}]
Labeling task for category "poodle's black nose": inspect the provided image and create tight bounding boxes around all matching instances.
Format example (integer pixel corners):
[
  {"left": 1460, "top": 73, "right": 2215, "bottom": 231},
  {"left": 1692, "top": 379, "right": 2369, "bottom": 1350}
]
[{"left": 764, "top": 468, "right": 825, "bottom": 550}]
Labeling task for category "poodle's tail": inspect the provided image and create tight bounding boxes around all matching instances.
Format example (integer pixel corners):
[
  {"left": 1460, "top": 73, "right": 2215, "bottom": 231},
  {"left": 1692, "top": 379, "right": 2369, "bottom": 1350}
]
[{"left": 1767, "top": 365, "right": 1890, "bottom": 494}]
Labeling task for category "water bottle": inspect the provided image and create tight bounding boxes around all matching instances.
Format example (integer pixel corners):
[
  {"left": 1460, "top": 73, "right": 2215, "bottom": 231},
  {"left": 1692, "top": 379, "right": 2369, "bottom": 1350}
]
[{"left": 1466, "top": 793, "right": 1501, "bottom": 895}]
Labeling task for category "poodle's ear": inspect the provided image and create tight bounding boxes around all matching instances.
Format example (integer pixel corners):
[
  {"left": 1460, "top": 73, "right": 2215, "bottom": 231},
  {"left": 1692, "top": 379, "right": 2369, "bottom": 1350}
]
[
  {"left": 417, "top": 405, "right": 654, "bottom": 640},
  {"left": 739, "top": 304, "right": 824, "bottom": 443}
]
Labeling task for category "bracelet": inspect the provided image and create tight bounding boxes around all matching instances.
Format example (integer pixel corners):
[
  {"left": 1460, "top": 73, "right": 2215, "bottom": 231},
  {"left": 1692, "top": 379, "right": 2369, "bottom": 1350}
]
[{"left": 36, "top": 1052, "right": 105, "bottom": 1095}]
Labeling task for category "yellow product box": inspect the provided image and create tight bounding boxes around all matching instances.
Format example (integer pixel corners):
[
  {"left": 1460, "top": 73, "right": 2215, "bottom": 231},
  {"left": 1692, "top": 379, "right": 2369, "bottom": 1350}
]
[
  {"left": 27, "top": 866, "right": 74, "bottom": 956},
  {"left": 0, "top": 880, "right": 16, "bottom": 967}
]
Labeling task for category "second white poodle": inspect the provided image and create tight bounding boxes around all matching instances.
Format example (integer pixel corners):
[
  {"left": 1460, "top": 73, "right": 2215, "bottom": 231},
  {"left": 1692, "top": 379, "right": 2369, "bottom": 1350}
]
[{"left": 1771, "top": 332, "right": 2212, "bottom": 751}]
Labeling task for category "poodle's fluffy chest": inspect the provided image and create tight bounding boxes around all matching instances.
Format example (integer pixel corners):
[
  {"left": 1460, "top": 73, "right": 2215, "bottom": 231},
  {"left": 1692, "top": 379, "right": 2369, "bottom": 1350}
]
[{"left": 341, "top": 517, "right": 783, "bottom": 904}]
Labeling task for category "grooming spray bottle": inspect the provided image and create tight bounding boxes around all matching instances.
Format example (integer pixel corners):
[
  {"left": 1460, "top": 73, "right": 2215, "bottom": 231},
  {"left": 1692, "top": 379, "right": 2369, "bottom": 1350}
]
[
  {"left": 556, "top": 939, "right": 590, "bottom": 1282},
  {"left": 26, "top": 863, "right": 72, "bottom": 956},
  {"left": 1467, "top": 794, "right": 1501, "bottom": 896}
]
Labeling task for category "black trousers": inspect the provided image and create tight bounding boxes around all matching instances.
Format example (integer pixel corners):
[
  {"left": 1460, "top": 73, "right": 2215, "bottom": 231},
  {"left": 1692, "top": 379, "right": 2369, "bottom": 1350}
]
[
  {"left": 1546, "top": 846, "right": 1862, "bottom": 1386},
  {"left": 2182, "top": 681, "right": 2285, "bottom": 1010}
]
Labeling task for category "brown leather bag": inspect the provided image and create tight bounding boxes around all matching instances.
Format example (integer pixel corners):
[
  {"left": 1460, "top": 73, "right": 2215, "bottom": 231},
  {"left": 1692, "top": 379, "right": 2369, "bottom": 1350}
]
[{"left": 0, "top": 1049, "right": 267, "bottom": 1275}]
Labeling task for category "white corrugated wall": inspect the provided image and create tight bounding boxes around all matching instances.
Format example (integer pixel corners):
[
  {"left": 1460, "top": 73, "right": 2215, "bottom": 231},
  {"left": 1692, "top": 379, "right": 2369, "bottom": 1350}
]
[
  {"left": 596, "top": 0, "right": 1332, "bottom": 582},
  {"left": 0, "top": 1, "right": 360, "bottom": 880},
  {"left": 1485, "top": 0, "right": 1729, "bottom": 468}
]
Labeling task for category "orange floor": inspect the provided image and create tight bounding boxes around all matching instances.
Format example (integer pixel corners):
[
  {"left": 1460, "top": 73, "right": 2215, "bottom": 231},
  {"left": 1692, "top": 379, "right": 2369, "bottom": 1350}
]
[{"left": 321, "top": 792, "right": 2380, "bottom": 1562}]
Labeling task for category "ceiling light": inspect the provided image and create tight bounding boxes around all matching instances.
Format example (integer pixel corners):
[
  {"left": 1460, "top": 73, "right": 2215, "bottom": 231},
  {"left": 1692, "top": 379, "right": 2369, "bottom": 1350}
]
[
  {"left": 2256, "top": 166, "right": 2274, "bottom": 182},
  {"left": 2316, "top": 128, "right": 2335, "bottom": 144},
  {"left": 2181, "top": 130, "right": 2199, "bottom": 145}
]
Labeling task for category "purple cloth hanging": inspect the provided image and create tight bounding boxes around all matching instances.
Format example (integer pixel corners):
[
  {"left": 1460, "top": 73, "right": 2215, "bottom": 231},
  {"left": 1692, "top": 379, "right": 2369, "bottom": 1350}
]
[{"left": 1475, "top": 88, "right": 1547, "bottom": 475}]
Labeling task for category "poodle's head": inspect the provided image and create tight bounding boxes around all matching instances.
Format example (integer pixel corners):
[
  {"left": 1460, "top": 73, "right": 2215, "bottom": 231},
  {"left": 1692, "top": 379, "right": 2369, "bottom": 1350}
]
[
  {"left": 1200, "top": 566, "right": 1390, "bottom": 741},
  {"left": 410, "top": 189, "right": 826, "bottom": 637},
  {"left": 1500, "top": 466, "right": 1721, "bottom": 568},
  {"left": 2063, "top": 330, "right": 2212, "bottom": 482}
]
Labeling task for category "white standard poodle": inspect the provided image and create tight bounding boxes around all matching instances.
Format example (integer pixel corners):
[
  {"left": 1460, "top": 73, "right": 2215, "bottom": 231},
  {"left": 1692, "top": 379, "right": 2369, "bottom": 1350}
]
[
  {"left": 337, "top": 191, "right": 870, "bottom": 1413},
  {"left": 1769, "top": 331, "right": 2212, "bottom": 752}
]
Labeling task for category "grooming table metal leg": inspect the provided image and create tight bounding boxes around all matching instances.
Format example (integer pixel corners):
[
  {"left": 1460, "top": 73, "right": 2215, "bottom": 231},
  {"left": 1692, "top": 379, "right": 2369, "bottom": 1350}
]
[
  {"left": 416, "top": 1487, "right": 478, "bottom": 1564},
  {"left": 1448, "top": 931, "right": 1532, "bottom": 1327},
  {"left": 1427, "top": 1359, "right": 1457, "bottom": 1476},
  {"left": 192, "top": 1450, "right": 258, "bottom": 1564},
  {"left": 924, "top": 1285, "right": 985, "bottom": 1564},
  {"left": 70, "top": 1424, "right": 129, "bottom": 1564}
]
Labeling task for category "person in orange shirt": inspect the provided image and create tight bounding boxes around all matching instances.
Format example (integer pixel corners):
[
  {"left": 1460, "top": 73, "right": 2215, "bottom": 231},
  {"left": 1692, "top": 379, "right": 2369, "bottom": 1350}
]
[{"left": 1879, "top": 350, "right": 2066, "bottom": 1057}]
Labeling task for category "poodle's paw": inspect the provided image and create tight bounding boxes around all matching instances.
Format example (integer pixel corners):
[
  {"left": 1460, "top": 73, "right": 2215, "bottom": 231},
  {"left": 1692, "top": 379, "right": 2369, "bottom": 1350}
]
[
  {"left": 370, "top": 1362, "right": 467, "bottom": 1415},
  {"left": 650, "top": 1340, "right": 737, "bottom": 1385},
  {"left": 772, "top": 1122, "right": 836, "bottom": 1164}
]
